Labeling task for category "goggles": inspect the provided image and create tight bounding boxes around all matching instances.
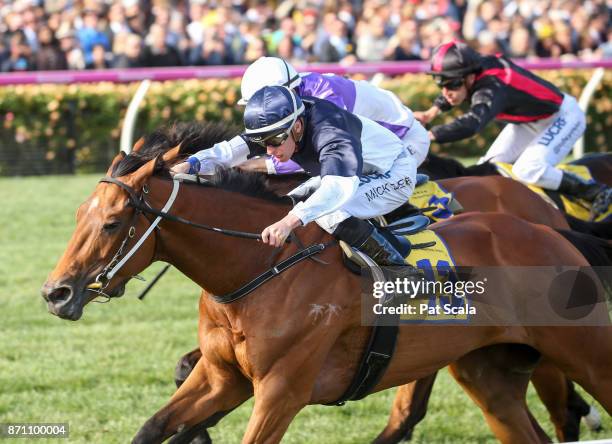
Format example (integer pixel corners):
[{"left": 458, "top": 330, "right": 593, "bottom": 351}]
[
  {"left": 435, "top": 76, "right": 464, "bottom": 91},
  {"left": 247, "top": 129, "right": 291, "bottom": 148}
]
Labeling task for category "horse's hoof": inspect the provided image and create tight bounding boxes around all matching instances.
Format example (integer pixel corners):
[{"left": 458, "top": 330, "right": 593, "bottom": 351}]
[{"left": 583, "top": 405, "right": 603, "bottom": 431}]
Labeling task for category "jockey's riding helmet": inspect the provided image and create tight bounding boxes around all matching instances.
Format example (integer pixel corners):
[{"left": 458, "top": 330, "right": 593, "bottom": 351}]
[
  {"left": 427, "top": 41, "right": 482, "bottom": 87},
  {"left": 243, "top": 85, "right": 305, "bottom": 147},
  {"left": 238, "top": 57, "right": 301, "bottom": 105}
]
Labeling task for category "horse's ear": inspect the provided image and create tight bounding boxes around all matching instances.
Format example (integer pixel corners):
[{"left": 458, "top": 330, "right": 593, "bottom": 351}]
[
  {"left": 127, "top": 146, "right": 181, "bottom": 190},
  {"left": 162, "top": 145, "right": 182, "bottom": 163},
  {"left": 132, "top": 137, "right": 145, "bottom": 152},
  {"left": 106, "top": 151, "right": 126, "bottom": 175},
  {"left": 127, "top": 155, "right": 158, "bottom": 190}
]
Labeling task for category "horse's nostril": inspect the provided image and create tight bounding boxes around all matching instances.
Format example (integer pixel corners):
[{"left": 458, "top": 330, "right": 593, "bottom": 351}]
[{"left": 47, "top": 286, "right": 73, "bottom": 304}]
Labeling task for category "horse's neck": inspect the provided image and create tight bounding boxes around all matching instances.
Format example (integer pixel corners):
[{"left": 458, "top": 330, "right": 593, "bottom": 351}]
[
  {"left": 424, "top": 154, "right": 496, "bottom": 178},
  {"left": 148, "top": 178, "right": 295, "bottom": 295},
  {"left": 422, "top": 154, "right": 466, "bottom": 179}
]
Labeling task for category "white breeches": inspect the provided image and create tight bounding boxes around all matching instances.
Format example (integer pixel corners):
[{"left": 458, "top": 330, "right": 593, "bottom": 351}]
[
  {"left": 316, "top": 152, "right": 417, "bottom": 233},
  {"left": 478, "top": 94, "right": 586, "bottom": 189}
]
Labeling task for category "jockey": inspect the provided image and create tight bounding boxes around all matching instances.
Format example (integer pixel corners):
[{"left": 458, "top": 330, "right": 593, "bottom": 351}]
[
  {"left": 237, "top": 56, "right": 430, "bottom": 174},
  {"left": 171, "top": 85, "right": 418, "bottom": 266},
  {"left": 416, "top": 41, "right": 610, "bottom": 214}
]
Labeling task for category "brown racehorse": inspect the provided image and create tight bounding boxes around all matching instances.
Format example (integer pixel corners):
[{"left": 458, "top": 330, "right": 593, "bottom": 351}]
[
  {"left": 421, "top": 152, "right": 612, "bottom": 186},
  {"left": 41, "top": 124, "right": 612, "bottom": 444},
  {"left": 420, "top": 153, "right": 612, "bottom": 239},
  {"left": 135, "top": 131, "right": 580, "bottom": 442},
  {"left": 173, "top": 175, "right": 588, "bottom": 443}
]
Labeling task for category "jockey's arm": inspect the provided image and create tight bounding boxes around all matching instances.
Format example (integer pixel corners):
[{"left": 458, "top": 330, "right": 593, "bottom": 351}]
[
  {"left": 289, "top": 112, "right": 363, "bottom": 224},
  {"left": 260, "top": 175, "right": 358, "bottom": 247},
  {"left": 235, "top": 156, "right": 304, "bottom": 174},
  {"left": 289, "top": 175, "right": 359, "bottom": 225},
  {"left": 430, "top": 85, "right": 505, "bottom": 144},
  {"left": 172, "top": 135, "right": 250, "bottom": 175}
]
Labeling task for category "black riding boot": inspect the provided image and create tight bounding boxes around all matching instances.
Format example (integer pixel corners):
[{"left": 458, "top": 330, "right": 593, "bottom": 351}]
[
  {"left": 558, "top": 172, "right": 611, "bottom": 219},
  {"left": 557, "top": 172, "right": 606, "bottom": 202},
  {"left": 333, "top": 217, "right": 410, "bottom": 266}
]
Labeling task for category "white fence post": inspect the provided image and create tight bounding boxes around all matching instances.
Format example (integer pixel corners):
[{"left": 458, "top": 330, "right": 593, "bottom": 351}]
[{"left": 573, "top": 67, "right": 605, "bottom": 159}]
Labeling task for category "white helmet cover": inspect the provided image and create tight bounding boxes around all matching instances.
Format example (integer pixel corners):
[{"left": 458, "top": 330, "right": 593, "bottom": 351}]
[{"left": 238, "top": 57, "right": 302, "bottom": 105}]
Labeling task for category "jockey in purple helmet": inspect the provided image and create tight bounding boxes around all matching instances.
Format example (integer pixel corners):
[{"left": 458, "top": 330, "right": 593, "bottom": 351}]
[
  {"left": 237, "top": 57, "right": 430, "bottom": 175},
  {"left": 171, "top": 85, "right": 418, "bottom": 266},
  {"left": 415, "top": 41, "right": 610, "bottom": 216}
]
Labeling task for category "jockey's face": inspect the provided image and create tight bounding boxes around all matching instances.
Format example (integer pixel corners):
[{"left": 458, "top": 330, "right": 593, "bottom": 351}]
[
  {"left": 266, "top": 118, "right": 303, "bottom": 162},
  {"left": 441, "top": 74, "right": 475, "bottom": 106}
]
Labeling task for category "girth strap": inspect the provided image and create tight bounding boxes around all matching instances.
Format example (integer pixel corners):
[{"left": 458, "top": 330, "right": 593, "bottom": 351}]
[{"left": 328, "top": 252, "right": 402, "bottom": 406}]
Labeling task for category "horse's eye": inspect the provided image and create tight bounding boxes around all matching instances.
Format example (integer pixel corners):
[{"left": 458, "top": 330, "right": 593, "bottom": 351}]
[{"left": 102, "top": 221, "right": 121, "bottom": 232}]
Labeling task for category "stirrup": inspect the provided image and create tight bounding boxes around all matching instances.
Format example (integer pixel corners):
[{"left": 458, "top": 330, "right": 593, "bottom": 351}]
[{"left": 387, "top": 215, "right": 430, "bottom": 236}]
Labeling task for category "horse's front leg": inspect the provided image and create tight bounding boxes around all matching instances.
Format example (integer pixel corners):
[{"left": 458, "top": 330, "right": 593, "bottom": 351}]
[
  {"left": 240, "top": 331, "right": 342, "bottom": 444},
  {"left": 241, "top": 371, "right": 313, "bottom": 444},
  {"left": 132, "top": 357, "right": 252, "bottom": 444}
]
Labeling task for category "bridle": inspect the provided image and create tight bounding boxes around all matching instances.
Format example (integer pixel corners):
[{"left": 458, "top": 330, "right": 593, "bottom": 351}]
[
  {"left": 88, "top": 176, "right": 179, "bottom": 296},
  {"left": 88, "top": 175, "right": 331, "bottom": 303}
]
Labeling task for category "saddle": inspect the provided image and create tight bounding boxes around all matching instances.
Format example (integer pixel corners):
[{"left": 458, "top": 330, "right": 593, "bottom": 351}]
[
  {"left": 495, "top": 162, "right": 612, "bottom": 223},
  {"left": 332, "top": 209, "right": 460, "bottom": 406},
  {"left": 339, "top": 214, "right": 432, "bottom": 273}
]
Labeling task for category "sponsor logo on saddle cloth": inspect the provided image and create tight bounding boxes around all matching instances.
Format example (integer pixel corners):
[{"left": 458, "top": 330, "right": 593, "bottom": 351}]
[
  {"left": 408, "top": 181, "right": 461, "bottom": 221},
  {"left": 398, "top": 230, "right": 472, "bottom": 323},
  {"left": 495, "top": 162, "right": 612, "bottom": 223}
]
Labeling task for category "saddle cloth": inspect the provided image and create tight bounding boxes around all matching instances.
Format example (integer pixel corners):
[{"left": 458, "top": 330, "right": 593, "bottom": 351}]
[
  {"left": 399, "top": 229, "right": 469, "bottom": 323},
  {"left": 408, "top": 180, "right": 463, "bottom": 221},
  {"left": 342, "top": 224, "right": 469, "bottom": 323},
  {"left": 495, "top": 162, "right": 612, "bottom": 223}
]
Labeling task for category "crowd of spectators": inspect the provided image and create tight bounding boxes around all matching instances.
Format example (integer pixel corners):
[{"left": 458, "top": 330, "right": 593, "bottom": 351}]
[{"left": 0, "top": 0, "right": 610, "bottom": 72}]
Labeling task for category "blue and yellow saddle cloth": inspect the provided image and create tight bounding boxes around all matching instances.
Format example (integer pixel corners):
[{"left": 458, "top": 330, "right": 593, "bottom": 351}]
[
  {"left": 398, "top": 229, "right": 470, "bottom": 323},
  {"left": 495, "top": 162, "right": 612, "bottom": 223},
  {"left": 408, "top": 180, "right": 462, "bottom": 222}
]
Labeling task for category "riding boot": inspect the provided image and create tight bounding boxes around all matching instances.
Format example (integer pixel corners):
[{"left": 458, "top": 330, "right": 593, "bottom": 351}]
[
  {"left": 590, "top": 188, "right": 612, "bottom": 220},
  {"left": 557, "top": 172, "right": 606, "bottom": 202},
  {"left": 333, "top": 217, "right": 410, "bottom": 266}
]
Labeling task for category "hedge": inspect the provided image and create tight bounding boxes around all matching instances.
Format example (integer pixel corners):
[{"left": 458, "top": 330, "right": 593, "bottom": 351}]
[{"left": 0, "top": 70, "right": 609, "bottom": 175}]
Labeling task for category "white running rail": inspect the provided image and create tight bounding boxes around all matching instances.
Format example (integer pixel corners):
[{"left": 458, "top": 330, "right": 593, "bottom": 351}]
[
  {"left": 573, "top": 67, "right": 605, "bottom": 159},
  {"left": 120, "top": 79, "right": 152, "bottom": 154}
]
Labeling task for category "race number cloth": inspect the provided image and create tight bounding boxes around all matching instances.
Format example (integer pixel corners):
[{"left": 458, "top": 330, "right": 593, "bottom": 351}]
[
  {"left": 495, "top": 162, "right": 612, "bottom": 222},
  {"left": 401, "top": 229, "right": 468, "bottom": 323},
  {"left": 408, "top": 180, "right": 460, "bottom": 221}
]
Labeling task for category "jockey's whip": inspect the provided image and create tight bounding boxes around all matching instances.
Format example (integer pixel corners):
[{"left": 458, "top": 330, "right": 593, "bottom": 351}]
[{"left": 137, "top": 264, "right": 171, "bottom": 300}]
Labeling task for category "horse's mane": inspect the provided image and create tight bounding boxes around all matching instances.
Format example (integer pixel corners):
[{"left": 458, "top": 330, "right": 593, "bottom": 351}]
[
  {"left": 111, "top": 120, "right": 290, "bottom": 204},
  {"left": 112, "top": 121, "right": 240, "bottom": 177},
  {"left": 208, "top": 168, "right": 291, "bottom": 203},
  {"left": 421, "top": 153, "right": 497, "bottom": 179}
]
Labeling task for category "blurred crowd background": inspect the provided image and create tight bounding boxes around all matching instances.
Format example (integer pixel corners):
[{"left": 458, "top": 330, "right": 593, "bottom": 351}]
[{"left": 0, "top": 0, "right": 610, "bottom": 72}]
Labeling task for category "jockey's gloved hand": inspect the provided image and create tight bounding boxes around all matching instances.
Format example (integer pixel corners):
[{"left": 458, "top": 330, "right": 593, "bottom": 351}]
[{"left": 169, "top": 161, "right": 192, "bottom": 176}]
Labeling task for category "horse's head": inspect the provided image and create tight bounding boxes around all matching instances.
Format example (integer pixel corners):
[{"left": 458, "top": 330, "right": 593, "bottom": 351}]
[{"left": 41, "top": 145, "right": 180, "bottom": 320}]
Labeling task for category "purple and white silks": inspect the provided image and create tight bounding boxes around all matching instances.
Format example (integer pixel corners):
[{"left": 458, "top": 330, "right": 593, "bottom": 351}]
[{"left": 268, "top": 72, "right": 426, "bottom": 174}]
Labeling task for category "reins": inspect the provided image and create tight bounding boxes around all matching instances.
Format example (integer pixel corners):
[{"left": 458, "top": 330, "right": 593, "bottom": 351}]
[
  {"left": 101, "top": 176, "right": 265, "bottom": 241},
  {"left": 90, "top": 175, "right": 331, "bottom": 302}
]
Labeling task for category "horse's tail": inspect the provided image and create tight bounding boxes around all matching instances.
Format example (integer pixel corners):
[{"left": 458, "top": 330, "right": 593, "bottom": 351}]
[
  {"left": 556, "top": 229, "right": 612, "bottom": 267},
  {"left": 565, "top": 215, "right": 612, "bottom": 240}
]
